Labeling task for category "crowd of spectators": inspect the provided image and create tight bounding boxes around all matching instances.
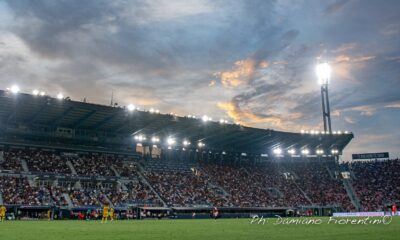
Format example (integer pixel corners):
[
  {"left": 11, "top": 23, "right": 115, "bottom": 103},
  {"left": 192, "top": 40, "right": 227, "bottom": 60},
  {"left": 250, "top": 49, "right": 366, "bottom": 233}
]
[
  {"left": 0, "top": 150, "right": 24, "bottom": 171},
  {"left": 71, "top": 154, "right": 115, "bottom": 177},
  {"left": 26, "top": 151, "right": 72, "bottom": 174},
  {"left": 0, "top": 176, "right": 52, "bottom": 205},
  {"left": 144, "top": 170, "right": 226, "bottom": 207},
  {"left": 1, "top": 147, "right": 398, "bottom": 211},
  {"left": 350, "top": 159, "right": 400, "bottom": 211},
  {"left": 281, "top": 162, "right": 354, "bottom": 211}
]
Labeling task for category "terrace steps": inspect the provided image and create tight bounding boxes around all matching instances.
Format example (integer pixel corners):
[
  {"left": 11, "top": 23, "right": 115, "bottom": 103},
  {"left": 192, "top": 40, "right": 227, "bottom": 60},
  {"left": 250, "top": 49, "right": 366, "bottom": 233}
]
[
  {"left": 66, "top": 160, "right": 77, "bottom": 175},
  {"left": 63, "top": 193, "right": 74, "bottom": 208},
  {"left": 342, "top": 178, "right": 361, "bottom": 211},
  {"left": 20, "top": 158, "right": 29, "bottom": 172}
]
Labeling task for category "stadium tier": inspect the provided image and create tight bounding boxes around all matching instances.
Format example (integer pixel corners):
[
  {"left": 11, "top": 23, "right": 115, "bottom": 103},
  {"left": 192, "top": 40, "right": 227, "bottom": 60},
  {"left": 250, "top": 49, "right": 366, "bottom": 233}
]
[{"left": 0, "top": 89, "right": 398, "bottom": 216}]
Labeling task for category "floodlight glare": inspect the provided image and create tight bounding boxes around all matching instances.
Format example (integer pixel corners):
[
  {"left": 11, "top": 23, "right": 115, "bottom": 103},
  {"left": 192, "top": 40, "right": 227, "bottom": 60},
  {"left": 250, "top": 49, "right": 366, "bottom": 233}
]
[
  {"left": 316, "top": 62, "right": 332, "bottom": 85},
  {"left": 288, "top": 149, "right": 296, "bottom": 155},
  {"left": 39, "top": 91, "right": 46, "bottom": 96},
  {"left": 316, "top": 149, "right": 324, "bottom": 155},
  {"left": 183, "top": 140, "right": 190, "bottom": 146},
  {"left": 32, "top": 89, "right": 39, "bottom": 95},
  {"left": 301, "top": 149, "right": 310, "bottom": 155},
  {"left": 151, "top": 137, "right": 160, "bottom": 143},
  {"left": 198, "top": 142, "right": 205, "bottom": 148},
  {"left": 127, "top": 104, "right": 135, "bottom": 111},
  {"left": 10, "top": 85, "right": 20, "bottom": 94},
  {"left": 273, "top": 148, "right": 282, "bottom": 155},
  {"left": 134, "top": 134, "right": 146, "bottom": 142},
  {"left": 57, "top": 93, "right": 64, "bottom": 99},
  {"left": 202, "top": 115, "right": 209, "bottom": 122},
  {"left": 331, "top": 149, "right": 339, "bottom": 155},
  {"left": 167, "top": 137, "right": 176, "bottom": 145}
]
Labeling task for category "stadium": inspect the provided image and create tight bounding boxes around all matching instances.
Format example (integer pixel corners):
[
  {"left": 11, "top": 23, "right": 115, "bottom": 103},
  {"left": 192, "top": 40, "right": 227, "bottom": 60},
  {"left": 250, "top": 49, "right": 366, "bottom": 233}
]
[{"left": 0, "top": 1, "right": 399, "bottom": 240}]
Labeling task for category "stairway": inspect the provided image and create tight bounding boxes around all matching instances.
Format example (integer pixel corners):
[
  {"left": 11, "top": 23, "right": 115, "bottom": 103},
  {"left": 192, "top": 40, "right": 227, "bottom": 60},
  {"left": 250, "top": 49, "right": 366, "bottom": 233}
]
[
  {"left": 66, "top": 160, "right": 77, "bottom": 175},
  {"left": 325, "top": 166, "right": 336, "bottom": 180},
  {"left": 293, "top": 180, "right": 313, "bottom": 205},
  {"left": 0, "top": 151, "right": 4, "bottom": 162},
  {"left": 0, "top": 192, "right": 3, "bottom": 205},
  {"left": 62, "top": 193, "right": 74, "bottom": 208},
  {"left": 20, "top": 159, "right": 29, "bottom": 172},
  {"left": 135, "top": 163, "right": 167, "bottom": 207},
  {"left": 110, "top": 165, "right": 121, "bottom": 177},
  {"left": 103, "top": 194, "right": 114, "bottom": 208},
  {"left": 342, "top": 178, "right": 361, "bottom": 211}
]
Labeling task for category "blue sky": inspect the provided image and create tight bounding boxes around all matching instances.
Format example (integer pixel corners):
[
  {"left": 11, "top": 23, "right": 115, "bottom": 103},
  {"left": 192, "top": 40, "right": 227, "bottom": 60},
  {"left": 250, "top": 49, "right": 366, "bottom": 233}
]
[{"left": 0, "top": 0, "right": 399, "bottom": 160}]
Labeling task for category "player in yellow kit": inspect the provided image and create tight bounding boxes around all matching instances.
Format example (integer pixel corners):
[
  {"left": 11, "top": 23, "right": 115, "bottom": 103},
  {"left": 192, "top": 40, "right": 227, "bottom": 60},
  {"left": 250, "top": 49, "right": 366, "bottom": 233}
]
[
  {"left": 101, "top": 205, "right": 109, "bottom": 223},
  {"left": 0, "top": 205, "right": 6, "bottom": 221},
  {"left": 109, "top": 207, "right": 115, "bottom": 222}
]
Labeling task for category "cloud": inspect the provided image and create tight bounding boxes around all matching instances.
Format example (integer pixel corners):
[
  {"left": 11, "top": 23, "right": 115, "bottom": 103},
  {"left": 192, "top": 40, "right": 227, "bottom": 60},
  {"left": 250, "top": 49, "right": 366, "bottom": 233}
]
[
  {"left": 349, "top": 105, "right": 376, "bottom": 116},
  {"left": 344, "top": 116, "right": 356, "bottom": 124},
  {"left": 385, "top": 101, "right": 400, "bottom": 108},
  {"left": 324, "top": 0, "right": 350, "bottom": 15},
  {"left": 216, "top": 58, "right": 256, "bottom": 88},
  {"left": 331, "top": 42, "right": 357, "bottom": 53}
]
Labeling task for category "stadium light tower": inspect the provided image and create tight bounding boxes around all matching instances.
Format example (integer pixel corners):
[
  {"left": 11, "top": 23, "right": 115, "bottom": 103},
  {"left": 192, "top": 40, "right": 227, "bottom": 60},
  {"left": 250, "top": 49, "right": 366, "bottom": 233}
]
[{"left": 316, "top": 63, "right": 332, "bottom": 134}]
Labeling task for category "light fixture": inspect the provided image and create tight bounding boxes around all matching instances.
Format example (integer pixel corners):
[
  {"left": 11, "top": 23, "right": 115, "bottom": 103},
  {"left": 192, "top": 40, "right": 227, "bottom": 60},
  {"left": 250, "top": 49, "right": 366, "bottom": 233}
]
[
  {"left": 127, "top": 104, "right": 135, "bottom": 111},
  {"left": 316, "top": 62, "right": 332, "bottom": 85},
  {"left": 273, "top": 148, "right": 282, "bottom": 155},
  {"left": 301, "top": 149, "right": 310, "bottom": 155},
  {"left": 10, "top": 85, "right": 20, "bottom": 94}
]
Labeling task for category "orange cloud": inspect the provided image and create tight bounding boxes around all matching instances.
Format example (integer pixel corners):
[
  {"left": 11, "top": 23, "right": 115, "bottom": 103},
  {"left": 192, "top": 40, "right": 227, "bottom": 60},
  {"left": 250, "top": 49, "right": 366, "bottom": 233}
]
[
  {"left": 344, "top": 116, "right": 356, "bottom": 124},
  {"left": 216, "top": 58, "right": 256, "bottom": 88},
  {"left": 217, "top": 101, "right": 303, "bottom": 130},
  {"left": 350, "top": 105, "right": 376, "bottom": 116}
]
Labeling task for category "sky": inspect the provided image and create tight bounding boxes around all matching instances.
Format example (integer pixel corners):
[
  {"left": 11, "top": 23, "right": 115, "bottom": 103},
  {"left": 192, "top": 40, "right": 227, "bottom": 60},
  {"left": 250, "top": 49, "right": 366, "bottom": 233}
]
[{"left": 0, "top": 0, "right": 399, "bottom": 160}]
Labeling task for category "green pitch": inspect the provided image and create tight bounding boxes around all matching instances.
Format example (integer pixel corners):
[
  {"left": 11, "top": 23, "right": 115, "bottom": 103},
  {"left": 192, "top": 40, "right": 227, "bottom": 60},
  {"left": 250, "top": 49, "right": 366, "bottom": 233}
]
[{"left": 0, "top": 217, "right": 399, "bottom": 240}]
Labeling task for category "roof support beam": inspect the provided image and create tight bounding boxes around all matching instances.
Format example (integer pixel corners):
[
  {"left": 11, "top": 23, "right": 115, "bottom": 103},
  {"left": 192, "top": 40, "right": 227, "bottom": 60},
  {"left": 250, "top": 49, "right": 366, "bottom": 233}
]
[
  {"left": 93, "top": 112, "right": 120, "bottom": 130},
  {"left": 71, "top": 110, "right": 97, "bottom": 128},
  {"left": 50, "top": 107, "right": 74, "bottom": 127}
]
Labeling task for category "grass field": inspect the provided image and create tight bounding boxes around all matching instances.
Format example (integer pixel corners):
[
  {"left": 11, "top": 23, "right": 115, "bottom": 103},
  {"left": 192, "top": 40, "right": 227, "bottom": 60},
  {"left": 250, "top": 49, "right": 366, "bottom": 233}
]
[{"left": 0, "top": 217, "right": 399, "bottom": 240}]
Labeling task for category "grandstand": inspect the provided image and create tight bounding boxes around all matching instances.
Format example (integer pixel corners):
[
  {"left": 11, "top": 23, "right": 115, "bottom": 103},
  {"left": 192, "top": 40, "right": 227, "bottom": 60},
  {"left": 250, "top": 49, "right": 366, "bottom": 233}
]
[{"left": 0, "top": 89, "right": 398, "bottom": 220}]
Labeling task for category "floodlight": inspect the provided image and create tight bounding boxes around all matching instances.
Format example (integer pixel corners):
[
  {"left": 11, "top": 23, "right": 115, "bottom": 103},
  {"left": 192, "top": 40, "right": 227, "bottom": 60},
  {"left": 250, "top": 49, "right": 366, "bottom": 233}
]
[
  {"left": 300, "top": 130, "right": 305, "bottom": 134},
  {"left": 316, "top": 62, "right": 332, "bottom": 85},
  {"left": 10, "top": 85, "right": 20, "bottom": 94},
  {"left": 32, "top": 89, "right": 39, "bottom": 95},
  {"left": 149, "top": 108, "right": 155, "bottom": 113},
  {"left": 198, "top": 142, "right": 205, "bottom": 148},
  {"left": 301, "top": 149, "right": 310, "bottom": 155},
  {"left": 57, "top": 93, "right": 64, "bottom": 99},
  {"left": 167, "top": 137, "right": 176, "bottom": 145},
  {"left": 288, "top": 149, "right": 296, "bottom": 155},
  {"left": 39, "top": 91, "right": 46, "bottom": 96},
  {"left": 134, "top": 134, "right": 146, "bottom": 142},
  {"left": 316, "top": 149, "right": 324, "bottom": 155},
  {"left": 183, "top": 140, "right": 190, "bottom": 146},
  {"left": 331, "top": 149, "right": 339, "bottom": 155},
  {"left": 273, "top": 148, "right": 282, "bottom": 155},
  {"left": 127, "top": 104, "right": 135, "bottom": 111},
  {"left": 151, "top": 137, "right": 160, "bottom": 143},
  {"left": 202, "top": 115, "right": 209, "bottom": 122}
]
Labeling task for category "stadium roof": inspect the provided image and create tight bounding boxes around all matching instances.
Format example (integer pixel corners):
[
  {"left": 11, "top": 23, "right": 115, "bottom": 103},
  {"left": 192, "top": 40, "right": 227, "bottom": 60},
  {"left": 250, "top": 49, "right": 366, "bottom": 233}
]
[{"left": 0, "top": 90, "right": 353, "bottom": 154}]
